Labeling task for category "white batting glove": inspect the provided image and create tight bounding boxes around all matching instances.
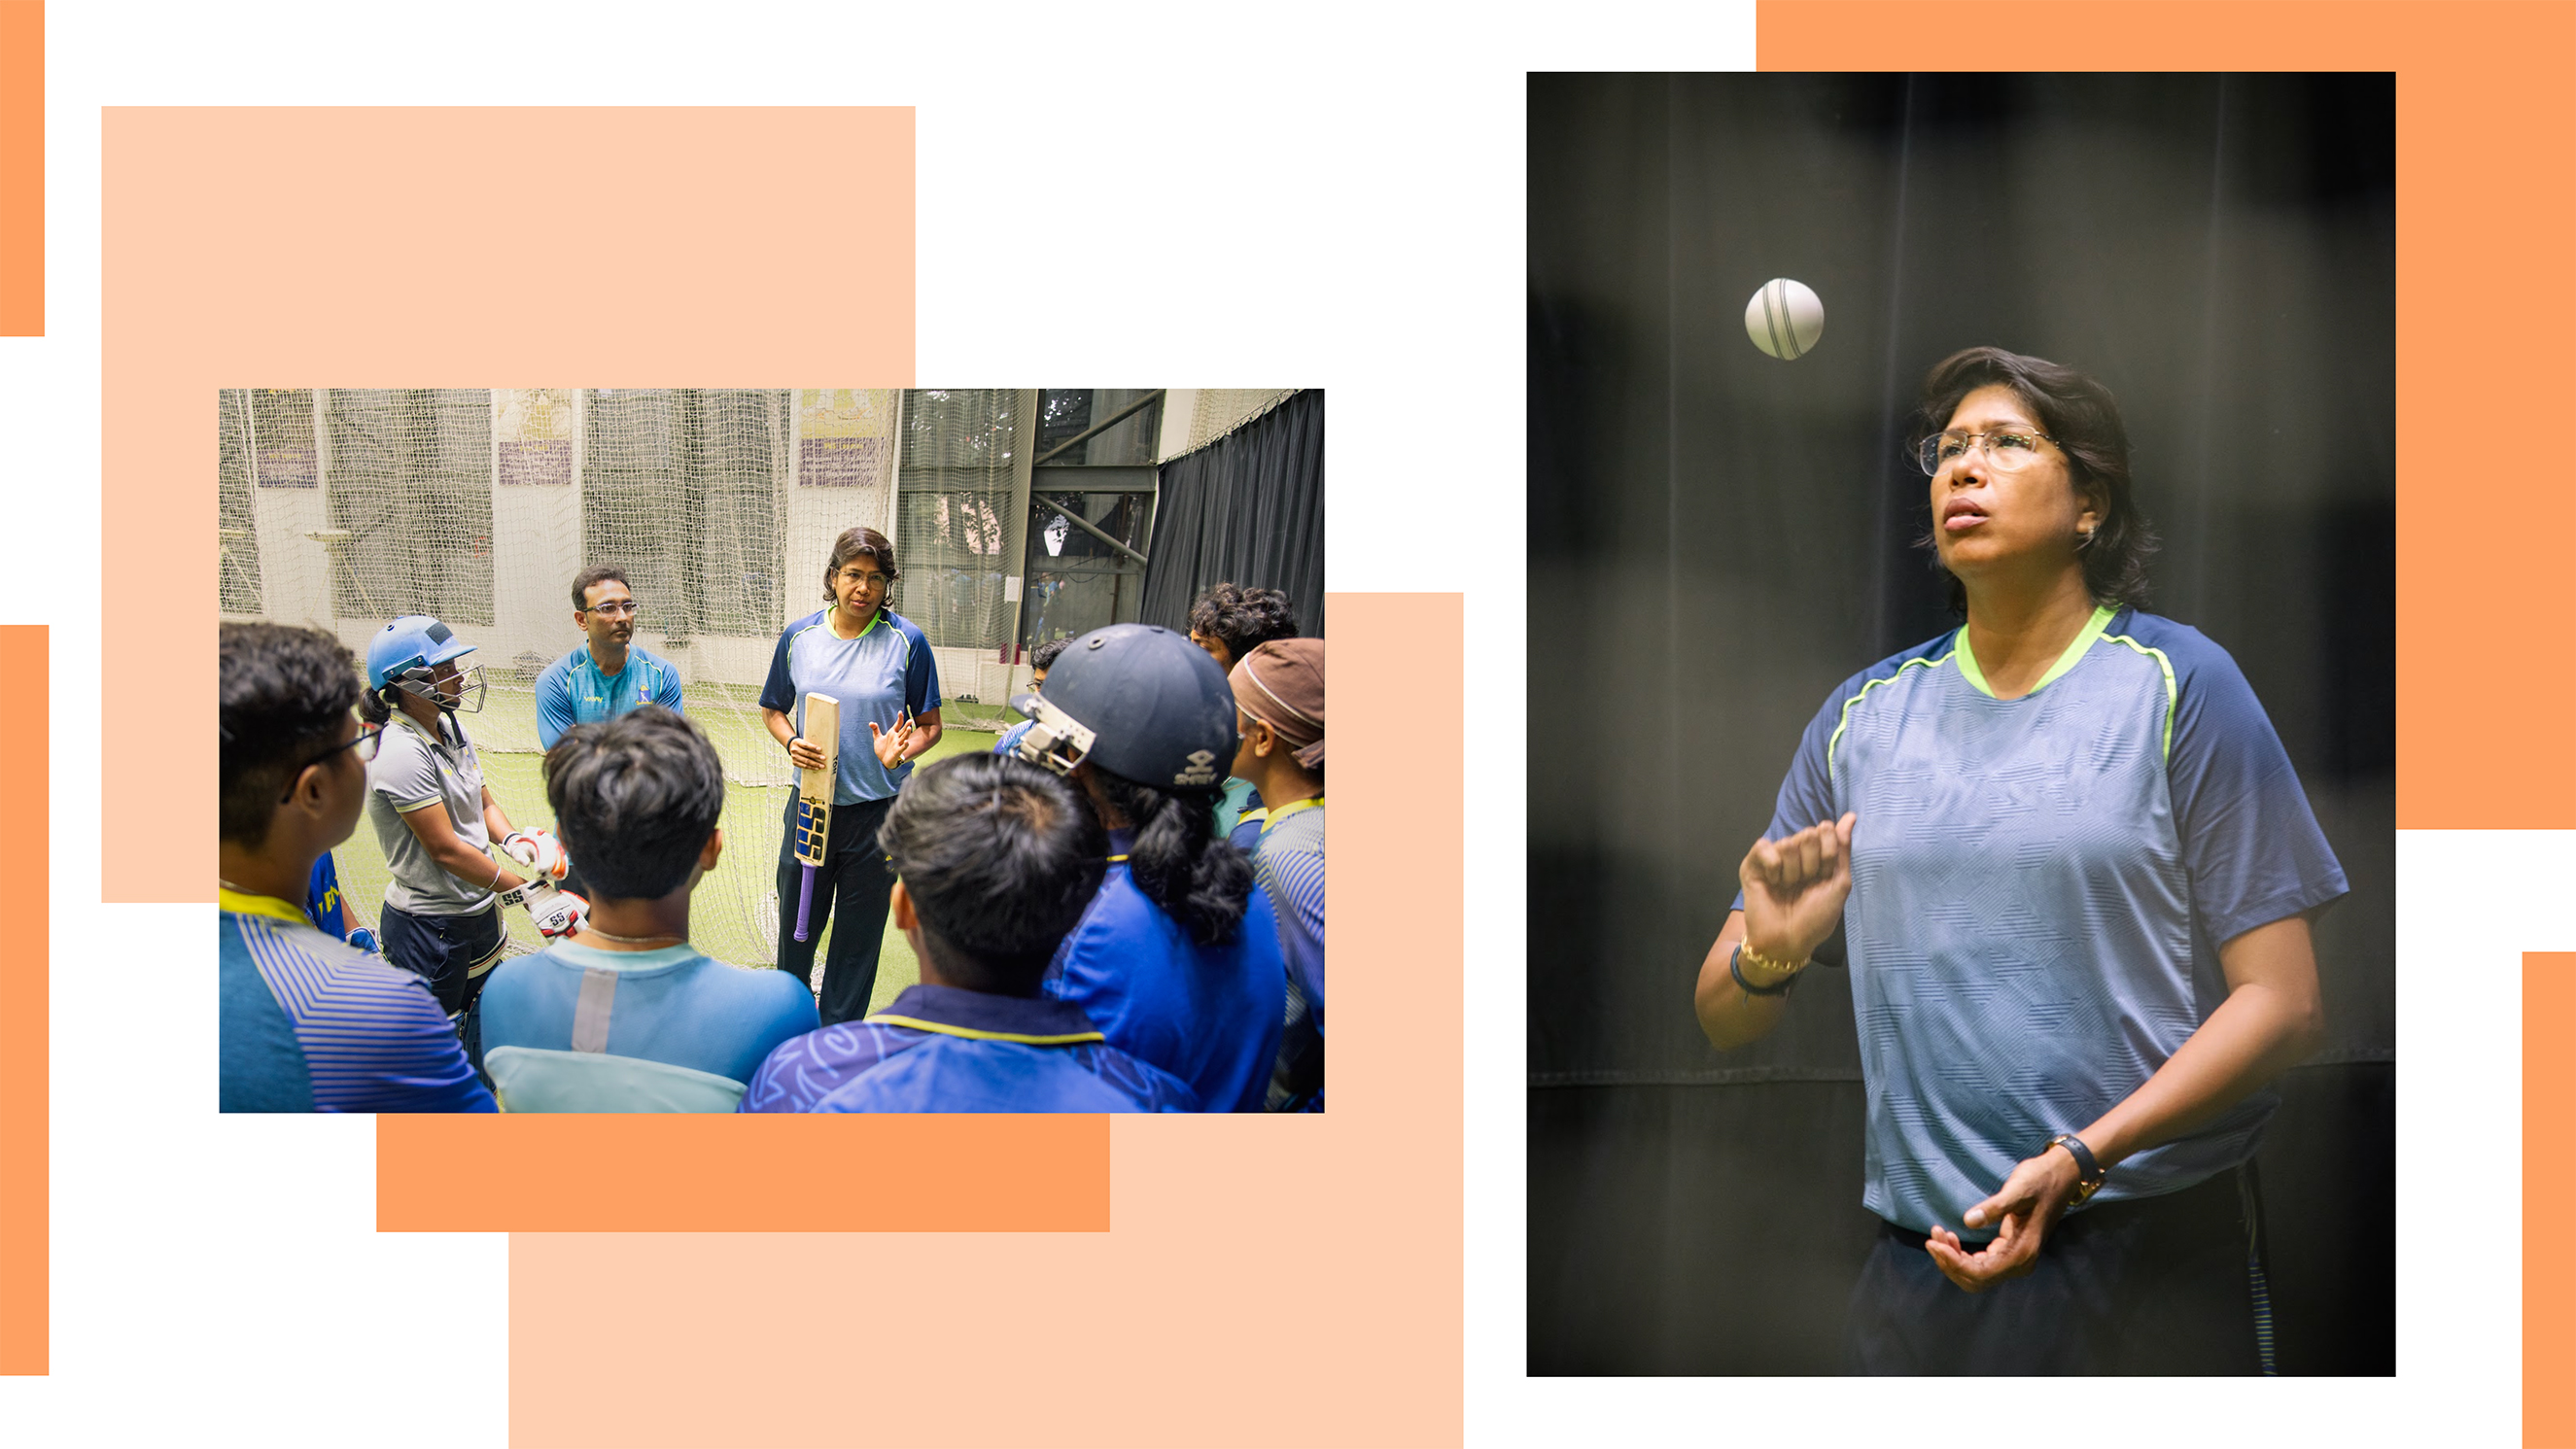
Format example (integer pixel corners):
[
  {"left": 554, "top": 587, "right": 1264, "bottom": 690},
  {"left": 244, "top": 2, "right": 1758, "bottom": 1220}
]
[
  {"left": 522, "top": 880, "right": 589, "bottom": 941},
  {"left": 501, "top": 828, "right": 569, "bottom": 880}
]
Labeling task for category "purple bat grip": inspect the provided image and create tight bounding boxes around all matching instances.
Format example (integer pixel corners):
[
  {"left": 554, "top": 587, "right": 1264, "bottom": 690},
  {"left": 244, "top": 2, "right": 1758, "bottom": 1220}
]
[{"left": 794, "top": 863, "right": 818, "bottom": 942}]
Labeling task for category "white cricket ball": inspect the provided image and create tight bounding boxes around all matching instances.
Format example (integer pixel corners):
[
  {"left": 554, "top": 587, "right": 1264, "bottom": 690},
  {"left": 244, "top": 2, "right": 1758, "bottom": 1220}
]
[{"left": 1744, "top": 278, "right": 1824, "bottom": 361}]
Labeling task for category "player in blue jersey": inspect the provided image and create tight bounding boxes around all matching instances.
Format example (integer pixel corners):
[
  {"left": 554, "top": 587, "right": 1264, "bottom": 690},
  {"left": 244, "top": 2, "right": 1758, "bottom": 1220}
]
[
  {"left": 1006, "top": 622, "right": 1285, "bottom": 1112},
  {"left": 535, "top": 565, "right": 683, "bottom": 901},
  {"left": 475, "top": 707, "right": 816, "bottom": 1111},
  {"left": 303, "top": 850, "right": 378, "bottom": 953},
  {"left": 992, "top": 636, "right": 1067, "bottom": 760},
  {"left": 758, "top": 527, "right": 944, "bottom": 1025},
  {"left": 220, "top": 623, "right": 495, "bottom": 1113},
  {"left": 1692, "top": 348, "right": 2344, "bottom": 1374},
  {"left": 1227, "top": 638, "right": 1325, "bottom": 1111},
  {"left": 740, "top": 752, "right": 1198, "bottom": 1113},
  {"left": 1186, "top": 582, "right": 1300, "bottom": 839}
]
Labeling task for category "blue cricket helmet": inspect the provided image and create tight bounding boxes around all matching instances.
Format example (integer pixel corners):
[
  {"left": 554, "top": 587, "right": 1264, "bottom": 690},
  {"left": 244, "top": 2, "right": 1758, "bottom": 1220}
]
[
  {"left": 1010, "top": 623, "right": 1237, "bottom": 789},
  {"left": 366, "top": 615, "right": 479, "bottom": 690}
]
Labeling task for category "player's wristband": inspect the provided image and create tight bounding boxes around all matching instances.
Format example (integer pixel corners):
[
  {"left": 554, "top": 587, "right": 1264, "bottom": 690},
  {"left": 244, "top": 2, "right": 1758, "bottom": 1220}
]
[{"left": 1730, "top": 941, "right": 1802, "bottom": 996}]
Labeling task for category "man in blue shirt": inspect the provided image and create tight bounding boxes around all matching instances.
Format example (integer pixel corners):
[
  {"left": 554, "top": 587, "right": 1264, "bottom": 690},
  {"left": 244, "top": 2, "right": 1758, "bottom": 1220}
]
[
  {"left": 535, "top": 565, "right": 684, "bottom": 748},
  {"left": 477, "top": 706, "right": 817, "bottom": 1111},
  {"left": 220, "top": 623, "right": 495, "bottom": 1113},
  {"left": 740, "top": 752, "right": 1196, "bottom": 1113}
]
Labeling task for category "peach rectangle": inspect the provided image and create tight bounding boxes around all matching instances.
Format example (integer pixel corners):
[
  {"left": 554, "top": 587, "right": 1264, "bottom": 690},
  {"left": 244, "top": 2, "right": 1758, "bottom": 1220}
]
[
  {"left": 0, "top": 627, "right": 46, "bottom": 1375},
  {"left": 508, "top": 593, "right": 1464, "bottom": 1448},
  {"left": 2533, "top": 951, "right": 2576, "bottom": 1443},
  {"left": 0, "top": 3, "right": 38, "bottom": 337},
  {"left": 379, "top": 1114, "right": 1109, "bottom": 1233},
  {"left": 109, "top": 106, "right": 916, "bottom": 903},
  {"left": 1758, "top": 1, "right": 2576, "bottom": 826}
]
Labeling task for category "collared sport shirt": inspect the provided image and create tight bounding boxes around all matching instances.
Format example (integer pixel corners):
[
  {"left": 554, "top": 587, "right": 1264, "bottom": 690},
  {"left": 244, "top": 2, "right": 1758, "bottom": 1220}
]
[
  {"left": 535, "top": 643, "right": 684, "bottom": 747},
  {"left": 758, "top": 607, "right": 941, "bottom": 806},
  {"left": 737, "top": 983, "right": 1199, "bottom": 1113},
  {"left": 1744, "top": 606, "right": 2347, "bottom": 1239}
]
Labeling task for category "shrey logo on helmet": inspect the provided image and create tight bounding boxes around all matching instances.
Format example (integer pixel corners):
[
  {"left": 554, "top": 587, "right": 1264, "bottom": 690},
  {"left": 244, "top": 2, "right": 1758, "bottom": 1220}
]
[{"left": 1007, "top": 623, "right": 1239, "bottom": 790}]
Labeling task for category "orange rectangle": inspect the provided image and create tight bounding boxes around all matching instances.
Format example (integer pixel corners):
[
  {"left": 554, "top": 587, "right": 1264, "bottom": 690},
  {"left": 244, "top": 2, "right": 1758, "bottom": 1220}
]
[
  {"left": 2532, "top": 951, "right": 2576, "bottom": 1443},
  {"left": 1759, "top": 0, "right": 2576, "bottom": 827},
  {"left": 0, "top": 4, "right": 39, "bottom": 337},
  {"left": 109, "top": 106, "right": 916, "bottom": 903},
  {"left": 0, "top": 627, "right": 46, "bottom": 1375},
  {"left": 379, "top": 1113, "right": 1108, "bottom": 1233}
]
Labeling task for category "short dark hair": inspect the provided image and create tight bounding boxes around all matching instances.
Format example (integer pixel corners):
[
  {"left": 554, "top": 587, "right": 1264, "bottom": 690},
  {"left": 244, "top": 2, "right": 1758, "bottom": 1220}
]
[
  {"left": 220, "top": 623, "right": 363, "bottom": 846},
  {"left": 571, "top": 564, "right": 630, "bottom": 611},
  {"left": 1028, "top": 637, "right": 1069, "bottom": 673},
  {"left": 541, "top": 706, "right": 725, "bottom": 900},
  {"left": 822, "top": 527, "right": 900, "bottom": 604},
  {"left": 1186, "top": 583, "right": 1299, "bottom": 660},
  {"left": 1911, "top": 347, "right": 2159, "bottom": 614},
  {"left": 878, "top": 753, "right": 1107, "bottom": 995}
]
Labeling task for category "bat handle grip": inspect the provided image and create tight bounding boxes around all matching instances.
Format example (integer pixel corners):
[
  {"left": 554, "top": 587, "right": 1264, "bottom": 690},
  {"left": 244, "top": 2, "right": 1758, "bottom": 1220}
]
[{"left": 793, "top": 863, "right": 817, "bottom": 943}]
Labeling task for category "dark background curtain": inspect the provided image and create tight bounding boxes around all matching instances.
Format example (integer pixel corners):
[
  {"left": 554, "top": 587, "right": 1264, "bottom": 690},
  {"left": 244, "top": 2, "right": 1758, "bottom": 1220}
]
[
  {"left": 1141, "top": 389, "right": 1326, "bottom": 638},
  {"left": 1527, "top": 73, "right": 2392, "bottom": 1374}
]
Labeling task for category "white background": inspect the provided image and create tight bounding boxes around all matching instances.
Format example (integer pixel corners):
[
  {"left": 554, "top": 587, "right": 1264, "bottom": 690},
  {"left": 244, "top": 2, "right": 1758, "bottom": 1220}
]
[{"left": 2, "top": 3, "right": 2532, "bottom": 1445}]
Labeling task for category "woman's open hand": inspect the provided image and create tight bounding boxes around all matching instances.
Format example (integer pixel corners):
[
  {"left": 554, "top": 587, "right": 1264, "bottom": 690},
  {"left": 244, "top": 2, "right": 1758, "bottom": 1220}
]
[{"left": 1735, "top": 811, "right": 1858, "bottom": 964}]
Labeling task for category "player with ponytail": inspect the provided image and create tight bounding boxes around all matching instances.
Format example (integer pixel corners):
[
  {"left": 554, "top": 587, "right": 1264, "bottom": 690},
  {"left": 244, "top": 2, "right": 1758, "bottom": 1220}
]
[{"left": 1007, "top": 622, "right": 1285, "bottom": 1112}]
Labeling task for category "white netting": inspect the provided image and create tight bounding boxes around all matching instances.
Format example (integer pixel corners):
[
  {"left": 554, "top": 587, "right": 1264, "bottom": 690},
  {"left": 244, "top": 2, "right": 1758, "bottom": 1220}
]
[
  {"left": 218, "top": 386, "right": 993, "bottom": 973},
  {"left": 1180, "top": 389, "right": 1298, "bottom": 455}
]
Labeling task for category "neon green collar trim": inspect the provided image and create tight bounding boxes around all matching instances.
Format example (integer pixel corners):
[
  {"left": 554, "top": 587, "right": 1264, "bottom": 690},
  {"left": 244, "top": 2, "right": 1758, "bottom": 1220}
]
[
  {"left": 860, "top": 1014, "right": 1105, "bottom": 1047},
  {"left": 219, "top": 887, "right": 309, "bottom": 926},
  {"left": 1953, "top": 604, "right": 2116, "bottom": 700}
]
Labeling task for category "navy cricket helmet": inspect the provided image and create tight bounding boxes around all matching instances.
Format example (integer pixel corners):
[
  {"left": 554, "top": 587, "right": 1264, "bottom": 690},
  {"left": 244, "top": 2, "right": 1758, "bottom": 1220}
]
[{"left": 1009, "top": 623, "right": 1237, "bottom": 789}]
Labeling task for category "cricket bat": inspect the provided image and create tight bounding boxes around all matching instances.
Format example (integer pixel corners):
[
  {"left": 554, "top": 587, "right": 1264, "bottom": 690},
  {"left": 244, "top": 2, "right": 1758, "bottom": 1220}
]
[{"left": 792, "top": 693, "right": 840, "bottom": 943}]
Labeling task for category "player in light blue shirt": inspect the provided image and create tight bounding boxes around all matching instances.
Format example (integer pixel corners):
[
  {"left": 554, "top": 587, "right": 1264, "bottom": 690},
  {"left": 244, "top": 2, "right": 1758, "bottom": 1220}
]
[
  {"left": 476, "top": 707, "right": 816, "bottom": 1111},
  {"left": 1694, "top": 348, "right": 2343, "bottom": 1374},
  {"left": 758, "top": 527, "right": 943, "bottom": 1025},
  {"left": 992, "top": 637, "right": 1066, "bottom": 760},
  {"left": 534, "top": 565, "right": 683, "bottom": 749}
]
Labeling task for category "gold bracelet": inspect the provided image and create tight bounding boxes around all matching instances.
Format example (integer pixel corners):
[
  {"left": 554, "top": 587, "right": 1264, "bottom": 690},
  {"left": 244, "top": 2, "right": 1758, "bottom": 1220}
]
[{"left": 1737, "top": 939, "right": 1808, "bottom": 989}]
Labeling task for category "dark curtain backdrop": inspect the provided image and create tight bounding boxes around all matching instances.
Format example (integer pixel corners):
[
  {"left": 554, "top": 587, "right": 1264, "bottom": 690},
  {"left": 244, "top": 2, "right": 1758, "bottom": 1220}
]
[
  {"left": 1141, "top": 390, "right": 1326, "bottom": 638},
  {"left": 1527, "top": 73, "right": 2392, "bottom": 1375}
]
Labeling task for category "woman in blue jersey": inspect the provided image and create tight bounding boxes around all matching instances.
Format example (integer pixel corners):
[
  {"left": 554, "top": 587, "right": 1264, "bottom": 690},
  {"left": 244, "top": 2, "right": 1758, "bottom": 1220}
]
[
  {"left": 1691, "top": 348, "right": 2346, "bottom": 1374},
  {"left": 758, "top": 526, "right": 943, "bottom": 1026},
  {"left": 1005, "top": 621, "right": 1285, "bottom": 1112}
]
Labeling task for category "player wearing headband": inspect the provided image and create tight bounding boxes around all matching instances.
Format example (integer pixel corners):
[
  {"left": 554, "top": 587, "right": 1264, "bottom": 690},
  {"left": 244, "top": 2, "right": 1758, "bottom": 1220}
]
[
  {"left": 1007, "top": 622, "right": 1285, "bottom": 1113},
  {"left": 739, "top": 753, "right": 1198, "bottom": 1113},
  {"left": 1229, "top": 638, "right": 1326, "bottom": 1112},
  {"left": 1185, "top": 582, "right": 1300, "bottom": 840},
  {"left": 359, "top": 614, "right": 584, "bottom": 1045},
  {"left": 220, "top": 622, "right": 493, "bottom": 1112}
]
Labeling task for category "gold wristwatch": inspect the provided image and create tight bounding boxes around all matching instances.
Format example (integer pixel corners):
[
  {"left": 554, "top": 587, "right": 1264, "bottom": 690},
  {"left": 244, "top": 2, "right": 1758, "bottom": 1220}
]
[{"left": 2045, "top": 1133, "right": 2106, "bottom": 1205}]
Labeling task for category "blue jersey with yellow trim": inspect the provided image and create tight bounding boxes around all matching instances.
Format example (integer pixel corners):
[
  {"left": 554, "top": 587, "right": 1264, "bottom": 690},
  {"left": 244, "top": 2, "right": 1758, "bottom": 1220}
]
[
  {"left": 1747, "top": 606, "right": 2346, "bottom": 1239},
  {"left": 758, "top": 608, "right": 941, "bottom": 806},
  {"left": 738, "top": 983, "right": 1197, "bottom": 1113},
  {"left": 535, "top": 643, "right": 684, "bottom": 748},
  {"left": 304, "top": 853, "right": 349, "bottom": 939},
  {"left": 1043, "top": 829, "right": 1286, "bottom": 1113},
  {"left": 221, "top": 892, "right": 496, "bottom": 1114}
]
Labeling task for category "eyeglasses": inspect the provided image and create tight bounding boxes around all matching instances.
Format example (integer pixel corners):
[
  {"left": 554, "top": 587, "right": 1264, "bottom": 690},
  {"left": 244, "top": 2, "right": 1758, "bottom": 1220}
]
[
  {"left": 1915, "top": 429, "right": 2063, "bottom": 476},
  {"left": 581, "top": 601, "right": 640, "bottom": 617},
  {"left": 278, "top": 727, "right": 378, "bottom": 801},
  {"left": 840, "top": 570, "right": 889, "bottom": 587}
]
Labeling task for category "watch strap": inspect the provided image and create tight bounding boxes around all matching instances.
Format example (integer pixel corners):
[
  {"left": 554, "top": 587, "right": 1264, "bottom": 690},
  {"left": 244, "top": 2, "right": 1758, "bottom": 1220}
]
[
  {"left": 1729, "top": 941, "right": 1798, "bottom": 997},
  {"left": 2046, "top": 1132, "right": 2106, "bottom": 1204}
]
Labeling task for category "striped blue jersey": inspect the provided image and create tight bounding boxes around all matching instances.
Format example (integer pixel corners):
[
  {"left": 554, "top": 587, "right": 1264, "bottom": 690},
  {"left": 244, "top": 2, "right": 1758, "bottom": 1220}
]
[
  {"left": 220, "top": 891, "right": 496, "bottom": 1113},
  {"left": 758, "top": 608, "right": 941, "bottom": 805},
  {"left": 1752, "top": 606, "right": 2346, "bottom": 1238},
  {"left": 1254, "top": 798, "right": 1325, "bottom": 1032},
  {"left": 738, "top": 983, "right": 1198, "bottom": 1113},
  {"left": 534, "top": 643, "right": 684, "bottom": 748}
]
